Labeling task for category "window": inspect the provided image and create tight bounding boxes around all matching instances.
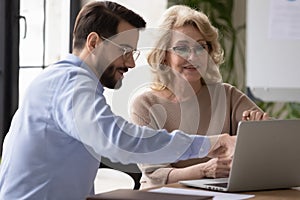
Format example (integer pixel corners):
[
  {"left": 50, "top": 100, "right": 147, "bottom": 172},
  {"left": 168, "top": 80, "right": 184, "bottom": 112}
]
[{"left": 19, "top": 0, "right": 70, "bottom": 103}]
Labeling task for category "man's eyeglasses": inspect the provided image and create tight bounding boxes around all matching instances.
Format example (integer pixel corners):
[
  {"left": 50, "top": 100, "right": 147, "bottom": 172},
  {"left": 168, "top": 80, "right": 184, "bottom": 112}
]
[
  {"left": 100, "top": 36, "right": 140, "bottom": 61},
  {"left": 168, "top": 44, "right": 209, "bottom": 58}
]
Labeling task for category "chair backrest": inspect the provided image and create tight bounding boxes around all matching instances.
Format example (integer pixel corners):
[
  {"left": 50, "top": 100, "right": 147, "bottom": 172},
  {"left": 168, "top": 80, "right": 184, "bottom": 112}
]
[
  {"left": 94, "top": 168, "right": 135, "bottom": 194},
  {"left": 100, "top": 157, "right": 142, "bottom": 189}
]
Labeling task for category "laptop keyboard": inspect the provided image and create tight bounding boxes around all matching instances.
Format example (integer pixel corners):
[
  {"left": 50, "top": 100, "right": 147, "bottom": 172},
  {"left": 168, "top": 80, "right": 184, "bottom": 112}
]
[{"left": 206, "top": 182, "right": 228, "bottom": 188}]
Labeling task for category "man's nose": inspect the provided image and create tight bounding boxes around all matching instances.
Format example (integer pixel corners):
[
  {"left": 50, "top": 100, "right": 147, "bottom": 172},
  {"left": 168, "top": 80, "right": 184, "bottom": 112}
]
[{"left": 124, "top": 55, "right": 136, "bottom": 68}]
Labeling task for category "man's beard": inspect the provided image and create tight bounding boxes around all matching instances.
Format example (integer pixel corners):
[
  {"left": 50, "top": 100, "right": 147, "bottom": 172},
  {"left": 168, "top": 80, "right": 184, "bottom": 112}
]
[{"left": 99, "top": 64, "right": 124, "bottom": 89}]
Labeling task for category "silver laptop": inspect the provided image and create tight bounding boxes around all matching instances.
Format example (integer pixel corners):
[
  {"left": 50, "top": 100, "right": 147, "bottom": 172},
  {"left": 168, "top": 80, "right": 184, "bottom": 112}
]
[{"left": 180, "top": 119, "right": 300, "bottom": 192}]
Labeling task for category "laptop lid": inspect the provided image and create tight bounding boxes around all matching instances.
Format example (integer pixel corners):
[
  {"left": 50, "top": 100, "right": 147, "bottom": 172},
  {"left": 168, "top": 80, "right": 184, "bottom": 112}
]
[{"left": 180, "top": 119, "right": 300, "bottom": 192}]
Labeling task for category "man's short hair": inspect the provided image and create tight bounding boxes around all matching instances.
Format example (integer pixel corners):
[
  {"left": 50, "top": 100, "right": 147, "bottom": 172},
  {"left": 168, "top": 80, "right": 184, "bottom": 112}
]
[{"left": 73, "top": 1, "right": 146, "bottom": 50}]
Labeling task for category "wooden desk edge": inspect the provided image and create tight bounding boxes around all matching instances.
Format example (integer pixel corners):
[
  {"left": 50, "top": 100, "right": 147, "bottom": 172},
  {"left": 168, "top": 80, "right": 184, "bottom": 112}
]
[{"left": 147, "top": 183, "right": 300, "bottom": 200}]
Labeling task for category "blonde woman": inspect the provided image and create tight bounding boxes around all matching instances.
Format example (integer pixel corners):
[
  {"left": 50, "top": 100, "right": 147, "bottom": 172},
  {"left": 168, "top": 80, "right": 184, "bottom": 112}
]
[{"left": 130, "top": 5, "right": 269, "bottom": 189}]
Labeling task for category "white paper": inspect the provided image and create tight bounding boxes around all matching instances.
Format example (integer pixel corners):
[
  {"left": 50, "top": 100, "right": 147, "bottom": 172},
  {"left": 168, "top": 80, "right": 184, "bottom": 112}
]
[
  {"left": 149, "top": 187, "right": 254, "bottom": 200},
  {"left": 268, "top": 0, "right": 300, "bottom": 40}
]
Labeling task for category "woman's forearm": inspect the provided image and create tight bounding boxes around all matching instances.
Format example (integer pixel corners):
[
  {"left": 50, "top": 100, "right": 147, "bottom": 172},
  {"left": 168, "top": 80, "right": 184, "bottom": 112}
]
[{"left": 167, "top": 163, "right": 206, "bottom": 184}]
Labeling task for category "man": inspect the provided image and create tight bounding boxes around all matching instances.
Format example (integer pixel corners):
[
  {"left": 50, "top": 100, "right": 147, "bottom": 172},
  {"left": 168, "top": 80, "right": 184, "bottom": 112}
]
[{"left": 0, "top": 1, "right": 235, "bottom": 199}]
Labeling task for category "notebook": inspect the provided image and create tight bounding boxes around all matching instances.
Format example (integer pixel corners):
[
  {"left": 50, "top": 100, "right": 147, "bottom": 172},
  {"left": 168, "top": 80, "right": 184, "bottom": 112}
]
[{"left": 180, "top": 119, "right": 300, "bottom": 192}]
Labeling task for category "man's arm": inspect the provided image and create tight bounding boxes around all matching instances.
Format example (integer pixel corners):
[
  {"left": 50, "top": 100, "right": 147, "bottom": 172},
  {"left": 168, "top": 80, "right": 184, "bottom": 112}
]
[{"left": 54, "top": 68, "right": 235, "bottom": 164}]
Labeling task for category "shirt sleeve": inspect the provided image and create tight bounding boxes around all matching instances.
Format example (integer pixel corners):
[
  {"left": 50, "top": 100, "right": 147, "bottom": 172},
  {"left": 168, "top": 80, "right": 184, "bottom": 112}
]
[{"left": 52, "top": 67, "right": 211, "bottom": 164}]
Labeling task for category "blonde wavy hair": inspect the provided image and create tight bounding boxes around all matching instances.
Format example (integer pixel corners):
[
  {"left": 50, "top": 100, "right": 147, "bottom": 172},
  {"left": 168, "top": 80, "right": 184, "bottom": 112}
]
[{"left": 148, "top": 5, "right": 224, "bottom": 90}]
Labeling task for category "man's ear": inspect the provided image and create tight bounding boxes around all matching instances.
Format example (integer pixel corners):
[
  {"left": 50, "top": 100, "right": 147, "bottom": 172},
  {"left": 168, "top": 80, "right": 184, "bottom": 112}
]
[{"left": 86, "top": 32, "right": 101, "bottom": 53}]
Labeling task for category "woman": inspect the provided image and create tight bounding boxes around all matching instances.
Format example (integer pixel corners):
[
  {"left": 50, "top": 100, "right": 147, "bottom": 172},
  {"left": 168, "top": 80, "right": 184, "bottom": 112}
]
[{"left": 130, "top": 5, "right": 269, "bottom": 189}]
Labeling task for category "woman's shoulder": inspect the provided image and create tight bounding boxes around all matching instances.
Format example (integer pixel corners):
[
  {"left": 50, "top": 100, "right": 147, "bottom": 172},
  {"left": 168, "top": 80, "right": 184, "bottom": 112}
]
[
  {"left": 130, "top": 89, "right": 160, "bottom": 108},
  {"left": 222, "top": 83, "right": 245, "bottom": 95},
  {"left": 205, "top": 83, "right": 246, "bottom": 101},
  {"left": 132, "top": 89, "right": 157, "bottom": 102},
  {"left": 207, "top": 82, "right": 241, "bottom": 92},
  {"left": 215, "top": 82, "right": 235, "bottom": 89}
]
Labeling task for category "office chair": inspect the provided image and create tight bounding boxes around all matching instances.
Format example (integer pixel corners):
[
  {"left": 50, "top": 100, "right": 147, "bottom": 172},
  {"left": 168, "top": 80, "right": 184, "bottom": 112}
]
[{"left": 94, "top": 168, "right": 135, "bottom": 194}]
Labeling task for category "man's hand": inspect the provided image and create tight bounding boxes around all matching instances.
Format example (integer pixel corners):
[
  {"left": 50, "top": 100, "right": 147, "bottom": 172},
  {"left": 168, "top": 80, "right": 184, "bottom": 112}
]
[{"left": 207, "top": 134, "right": 236, "bottom": 158}]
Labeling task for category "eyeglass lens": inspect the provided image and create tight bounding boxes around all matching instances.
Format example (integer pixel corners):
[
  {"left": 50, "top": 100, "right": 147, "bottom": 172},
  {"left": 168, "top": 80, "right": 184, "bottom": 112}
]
[
  {"left": 172, "top": 45, "right": 207, "bottom": 57},
  {"left": 123, "top": 50, "right": 140, "bottom": 61}
]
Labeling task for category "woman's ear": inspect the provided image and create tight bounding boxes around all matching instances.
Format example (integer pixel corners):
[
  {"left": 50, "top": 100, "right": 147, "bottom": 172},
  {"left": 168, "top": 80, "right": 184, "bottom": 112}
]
[
  {"left": 86, "top": 32, "right": 100, "bottom": 53},
  {"left": 163, "top": 51, "right": 171, "bottom": 67},
  {"left": 163, "top": 59, "right": 170, "bottom": 68}
]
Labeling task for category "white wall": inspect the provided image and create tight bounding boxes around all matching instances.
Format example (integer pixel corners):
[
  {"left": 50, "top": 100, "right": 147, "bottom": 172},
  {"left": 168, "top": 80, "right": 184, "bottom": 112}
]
[{"left": 246, "top": 0, "right": 300, "bottom": 102}]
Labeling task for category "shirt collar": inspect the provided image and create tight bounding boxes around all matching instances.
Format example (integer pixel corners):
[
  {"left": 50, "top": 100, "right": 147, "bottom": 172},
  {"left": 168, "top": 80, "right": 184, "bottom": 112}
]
[{"left": 64, "top": 53, "right": 104, "bottom": 93}]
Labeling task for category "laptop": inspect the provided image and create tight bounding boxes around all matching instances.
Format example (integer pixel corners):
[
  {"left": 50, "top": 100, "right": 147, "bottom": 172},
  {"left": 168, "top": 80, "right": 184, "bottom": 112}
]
[{"left": 180, "top": 119, "right": 300, "bottom": 192}]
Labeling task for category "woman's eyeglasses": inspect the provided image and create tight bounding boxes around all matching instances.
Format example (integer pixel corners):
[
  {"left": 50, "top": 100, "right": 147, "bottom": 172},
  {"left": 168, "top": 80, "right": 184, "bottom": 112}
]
[
  {"left": 100, "top": 36, "right": 140, "bottom": 61},
  {"left": 168, "top": 44, "right": 209, "bottom": 58}
]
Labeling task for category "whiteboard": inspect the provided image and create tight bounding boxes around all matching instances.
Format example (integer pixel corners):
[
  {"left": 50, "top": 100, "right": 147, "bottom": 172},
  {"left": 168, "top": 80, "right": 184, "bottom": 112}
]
[{"left": 246, "top": 0, "right": 300, "bottom": 102}]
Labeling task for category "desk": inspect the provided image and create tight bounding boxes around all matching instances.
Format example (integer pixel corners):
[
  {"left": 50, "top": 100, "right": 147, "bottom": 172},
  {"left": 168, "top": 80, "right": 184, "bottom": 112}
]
[
  {"left": 161, "top": 183, "right": 300, "bottom": 200},
  {"left": 89, "top": 184, "right": 300, "bottom": 199}
]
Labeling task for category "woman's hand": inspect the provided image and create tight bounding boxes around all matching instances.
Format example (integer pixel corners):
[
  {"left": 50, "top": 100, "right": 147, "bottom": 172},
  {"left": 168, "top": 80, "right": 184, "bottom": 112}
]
[
  {"left": 167, "top": 157, "right": 232, "bottom": 183},
  {"left": 242, "top": 110, "right": 269, "bottom": 121},
  {"left": 203, "top": 157, "right": 232, "bottom": 178},
  {"left": 168, "top": 134, "right": 235, "bottom": 183}
]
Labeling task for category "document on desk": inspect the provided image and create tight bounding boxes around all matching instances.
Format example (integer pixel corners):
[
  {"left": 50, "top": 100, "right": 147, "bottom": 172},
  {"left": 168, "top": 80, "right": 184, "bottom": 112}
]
[{"left": 149, "top": 187, "right": 254, "bottom": 200}]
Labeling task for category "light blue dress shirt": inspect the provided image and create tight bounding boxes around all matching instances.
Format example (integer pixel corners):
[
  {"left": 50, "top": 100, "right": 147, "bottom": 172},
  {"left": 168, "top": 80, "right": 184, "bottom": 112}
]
[{"left": 0, "top": 54, "right": 210, "bottom": 200}]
